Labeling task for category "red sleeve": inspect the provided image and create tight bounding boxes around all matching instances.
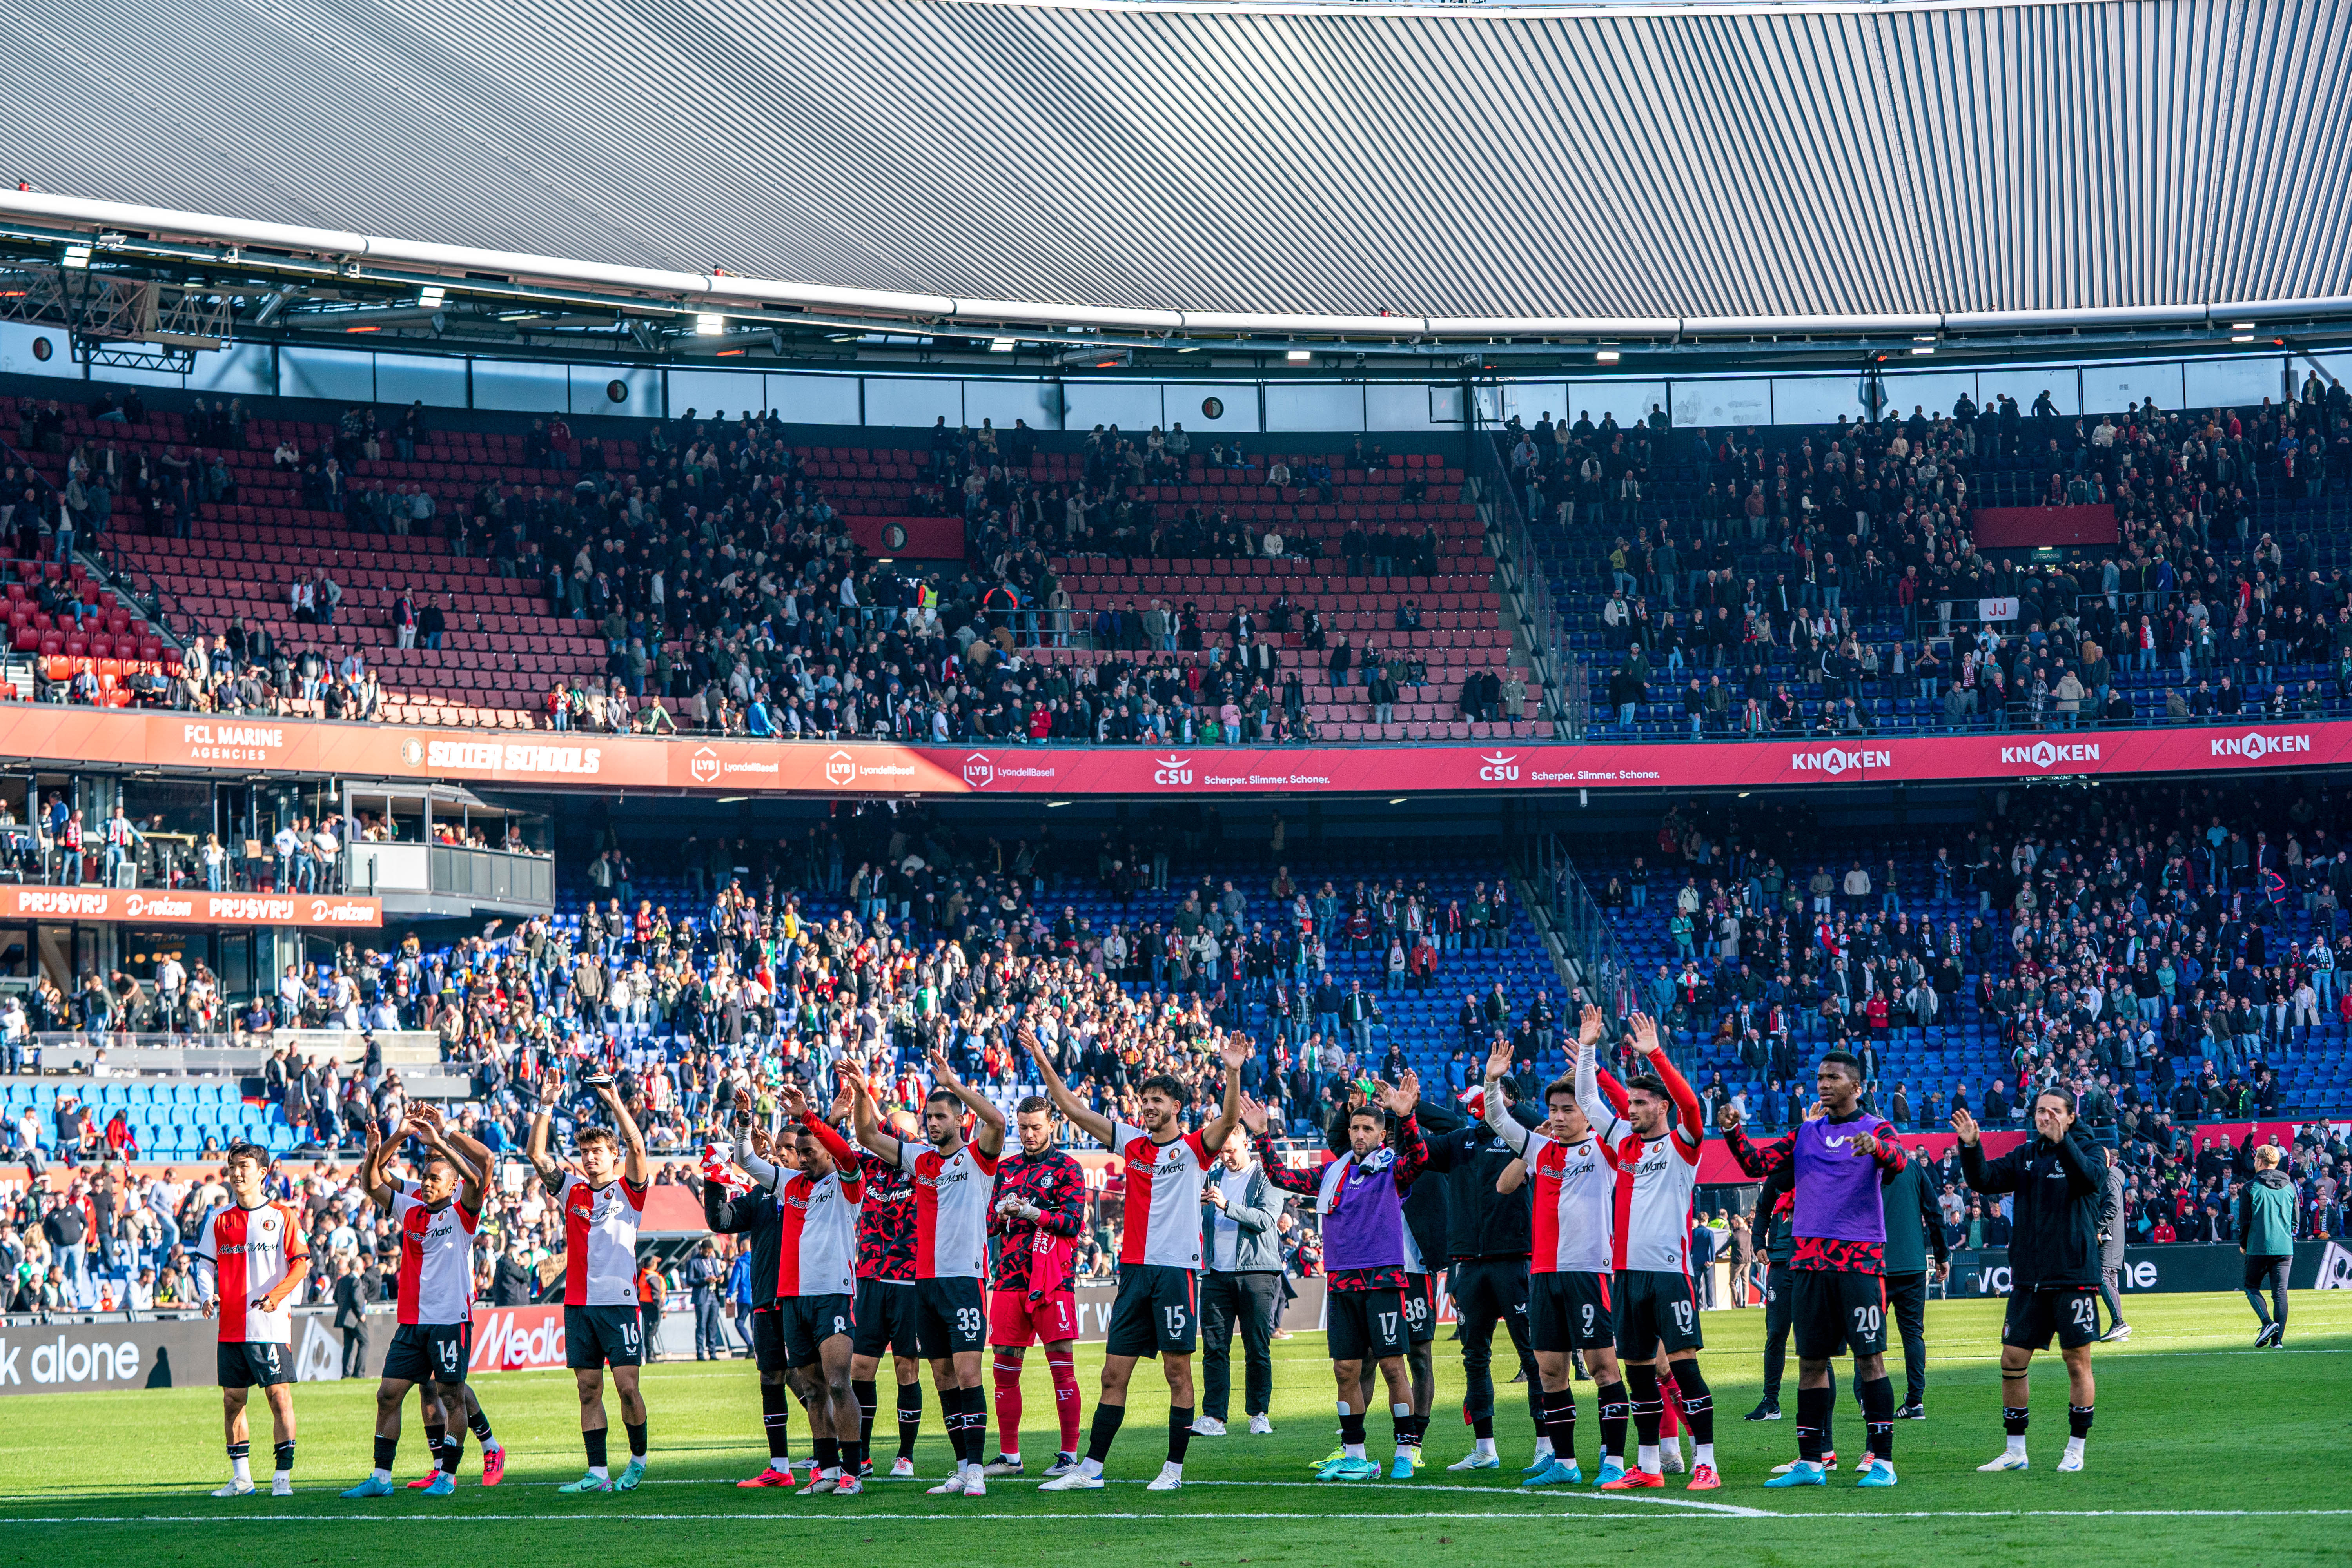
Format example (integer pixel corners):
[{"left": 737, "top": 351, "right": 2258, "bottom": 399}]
[
  {"left": 1039, "top": 1161, "right": 1087, "bottom": 1239},
  {"left": 1261, "top": 1158, "right": 1324, "bottom": 1197},
  {"left": 804, "top": 1111, "right": 858, "bottom": 1171},
  {"left": 1723, "top": 1122, "right": 1790, "bottom": 1179},
  {"left": 1597, "top": 1070, "right": 1631, "bottom": 1116},
  {"left": 1391, "top": 1116, "right": 1428, "bottom": 1190},
  {"left": 1870, "top": 1122, "right": 1907, "bottom": 1172},
  {"left": 1649, "top": 1051, "right": 1705, "bottom": 1160}
]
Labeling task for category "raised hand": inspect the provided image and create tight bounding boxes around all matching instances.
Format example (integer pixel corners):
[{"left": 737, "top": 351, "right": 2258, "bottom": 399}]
[
  {"left": 1715, "top": 1102, "right": 1742, "bottom": 1132},
  {"left": 1221, "top": 1033, "right": 1252, "bottom": 1074},
  {"left": 1578, "top": 1003, "right": 1605, "bottom": 1047},
  {"left": 1949, "top": 1107, "right": 1980, "bottom": 1146},
  {"left": 827, "top": 1078, "right": 855, "bottom": 1123},
  {"left": 746, "top": 1125, "right": 775, "bottom": 1161},
  {"left": 927, "top": 1049, "right": 962, "bottom": 1090},
  {"left": 1379, "top": 1070, "right": 1421, "bottom": 1119},
  {"left": 1626, "top": 1013, "right": 1660, "bottom": 1056},
  {"left": 779, "top": 1082, "right": 809, "bottom": 1120},
  {"left": 1237, "top": 1094, "right": 1269, "bottom": 1136},
  {"left": 536, "top": 1071, "right": 563, "bottom": 1108},
  {"left": 1483, "top": 1034, "right": 1515, "bottom": 1082}
]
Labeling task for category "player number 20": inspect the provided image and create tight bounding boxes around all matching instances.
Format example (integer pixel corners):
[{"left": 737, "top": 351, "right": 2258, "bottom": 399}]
[
  {"left": 1851, "top": 1305, "right": 1883, "bottom": 1337},
  {"left": 1670, "top": 1300, "right": 1694, "bottom": 1333},
  {"left": 956, "top": 1307, "right": 984, "bottom": 1338}
]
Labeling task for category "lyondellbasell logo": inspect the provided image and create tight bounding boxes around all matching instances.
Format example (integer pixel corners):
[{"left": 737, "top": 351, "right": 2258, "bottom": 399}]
[
  {"left": 1153, "top": 753, "right": 1194, "bottom": 786},
  {"left": 400, "top": 738, "right": 423, "bottom": 768},
  {"left": 824, "top": 750, "right": 857, "bottom": 788},
  {"left": 1478, "top": 751, "right": 1520, "bottom": 782},
  {"left": 1790, "top": 746, "right": 1892, "bottom": 775},
  {"left": 1998, "top": 740, "right": 2102, "bottom": 770},
  {"left": 2210, "top": 730, "right": 2313, "bottom": 760},
  {"left": 690, "top": 746, "right": 720, "bottom": 784},
  {"left": 962, "top": 753, "right": 994, "bottom": 789}
]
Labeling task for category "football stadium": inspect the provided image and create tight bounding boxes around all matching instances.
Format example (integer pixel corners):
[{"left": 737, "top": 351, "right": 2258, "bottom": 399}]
[{"left": 0, "top": 0, "right": 2348, "bottom": 1562}]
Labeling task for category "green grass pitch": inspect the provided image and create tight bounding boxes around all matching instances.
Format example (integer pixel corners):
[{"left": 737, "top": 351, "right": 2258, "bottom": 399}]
[{"left": 0, "top": 1293, "right": 2345, "bottom": 1567}]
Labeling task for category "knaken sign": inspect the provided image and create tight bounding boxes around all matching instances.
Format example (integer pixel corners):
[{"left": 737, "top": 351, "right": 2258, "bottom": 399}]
[
  {"left": 3, "top": 708, "right": 2352, "bottom": 797},
  {"left": 0, "top": 886, "right": 383, "bottom": 927}
]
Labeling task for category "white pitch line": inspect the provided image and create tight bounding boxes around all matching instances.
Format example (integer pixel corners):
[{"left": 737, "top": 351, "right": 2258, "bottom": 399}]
[{"left": 5, "top": 1508, "right": 2352, "bottom": 1524}]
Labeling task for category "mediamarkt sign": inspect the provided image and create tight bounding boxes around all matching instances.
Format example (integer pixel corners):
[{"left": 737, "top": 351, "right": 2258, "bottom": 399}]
[
  {"left": 0, "top": 709, "right": 2340, "bottom": 798},
  {"left": 0, "top": 886, "right": 382, "bottom": 928}
]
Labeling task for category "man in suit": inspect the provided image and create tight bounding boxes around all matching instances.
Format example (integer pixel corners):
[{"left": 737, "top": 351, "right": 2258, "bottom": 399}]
[{"left": 333, "top": 1254, "right": 377, "bottom": 1378}]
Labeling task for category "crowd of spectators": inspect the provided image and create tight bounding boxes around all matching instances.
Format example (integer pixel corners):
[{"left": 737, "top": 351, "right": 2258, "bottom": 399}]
[{"left": 1539, "top": 375, "right": 2352, "bottom": 735}]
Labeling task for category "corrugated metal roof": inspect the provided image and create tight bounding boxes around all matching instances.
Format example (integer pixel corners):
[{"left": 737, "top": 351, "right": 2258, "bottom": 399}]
[{"left": 2, "top": 0, "right": 2348, "bottom": 323}]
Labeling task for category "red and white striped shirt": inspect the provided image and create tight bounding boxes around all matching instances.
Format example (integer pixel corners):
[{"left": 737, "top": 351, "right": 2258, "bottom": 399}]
[
  {"left": 391, "top": 1189, "right": 478, "bottom": 1325},
  {"left": 1520, "top": 1129, "right": 1614, "bottom": 1275},
  {"left": 193, "top": 1201, "right": 307, "bottom": 1343},
  {"left": 1111, "top": 1122, "right": 1212, "bottom": 1270},
  {"left": 1584, "top": 1055, "right": 1704, "bottom": 1275},
  {"left": 898, "top": 1138, "right": 996, "bottom": 1280},
  {"left": 559, "top": 1173, "right": 649, "bottom": 1306},
  {"left": 776, "top": 1115, "right": 864, "bottom": 1298}
]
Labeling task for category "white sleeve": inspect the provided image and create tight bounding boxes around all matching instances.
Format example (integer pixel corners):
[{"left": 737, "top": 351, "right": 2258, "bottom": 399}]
[
  {"left": 1481, "top": 1093, "right": 1528, "bottom": 1154},
  {"left": 1108, "top": 1120, "right": 1143, "bottom": 1155},
  {"left": 1574, "top": 1038, "right": 1621, "bottom": 1141},
  {"left": 737, "top": 1149, "right": 782, "bottom": 1192}
]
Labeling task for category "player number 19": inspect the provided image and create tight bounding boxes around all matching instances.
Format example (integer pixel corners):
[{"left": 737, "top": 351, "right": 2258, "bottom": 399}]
[{"left": 1671, "top": 1300, "right": 1694, "bottom": 1334}]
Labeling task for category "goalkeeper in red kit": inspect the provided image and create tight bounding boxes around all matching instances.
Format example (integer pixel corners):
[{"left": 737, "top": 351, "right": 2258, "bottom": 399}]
[{"left": 979, "top": 1095, "right": 1090, "bottom": 1478}]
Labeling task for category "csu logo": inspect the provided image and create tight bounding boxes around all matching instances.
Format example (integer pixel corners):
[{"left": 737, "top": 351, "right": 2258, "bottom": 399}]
[
  {"left": 824, "top": 750, "right": 857, "bottom": 788},
  {"left": 1153, "top": 754, "right": 1193, "bottom": 786},
  {"left": 690, "top": 746, "right": 720, "bottom": 784},
  {"left": 962, "top": 753, "right": 994, "bottom": 789},
  {"left": 1478, "top": 751, "right": 1519, "bottom": 782}
]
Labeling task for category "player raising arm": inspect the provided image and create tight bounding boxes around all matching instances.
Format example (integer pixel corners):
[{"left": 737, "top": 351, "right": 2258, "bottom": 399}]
[
  {"left": 529, "top": 1069, "right": 655, "bottom": 1494},
  {"left": 849, "top": 1054, "right": 1005, "bottom": 1496},
  {"left": 1029, "top": 1024, "right": 1247, "bottom": 1494},
  {"left": 772, "top": 1080, "right": 869, "bottom": 1495},
  {"left": 1954, "top": 1093, "right": 2105, "bottom": 1474},
  {"left": 192, "top": 1140, "right": 308, "bottom": 1497},
  {"left": 1480, "top": 1014, "right": 1632, "bottom": 1488}
]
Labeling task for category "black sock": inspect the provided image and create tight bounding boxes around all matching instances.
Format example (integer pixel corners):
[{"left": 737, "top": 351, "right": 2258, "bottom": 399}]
[
  {"left": 1595, "top": 1379, "right": 1628, "bottom": 1463},
  {"left": 1626, "top": 1363, "right": 1663, "bottom": 1456},
  {"left": 1677, "top": 1363, "right": 1715, "bottom": 1447},
  {"left": 585, "top": 1428, "right": 609, "bottom": 1470},
  {"left": 2003, "top": 1405, "right": 2030, "bottom": 1437},
  {"left": 373, "top": 1434, "right": 398, "bottom": 1473},
  {"left": 1474, "top": 1413, "right": 1496, "bottom": 1439},
  {"left": 625, "top": 1420, "right": 647, "bottom": 1461},
  {"left": 1339, "top": 1408, "right": 1367, "bottom": 1447},
  {"left": 897, "top": 1381, "right": 923, "bottom": 1461},
  {"left": 273, "top": 1441, "right": 295, "bottom": 1474},
  {"left": 440, "top": 1427, "right": 466, "bottom": 1475},
  {"left": 813, "top": 1437, "right": 840, "bottom": 1473},
  {"left": 2068, "top": 1404, "right": 2094, "bottom": 1440},
  {"left": 1823, "top": 1366, "right": 1838, "bottom": 1449},
  {"left": 422, "top": 1422, "right": 444, "bottom": 1466},
  {"left": 227, "top": 1439, "right": 250, "bottom": 1465},
  {"left": 467, "top": 1408, "right": 495, "bottom": 1444},
  {"left": 761, "top": 1381, "right": 793, "bottom": 1462},
  {"left": 1546, "top": 1387, "right": 1577, "bottom": 1467},
  {"left": 1860, "top": 1375, "right": 1893, "bottom": 1463},
  {"left": 1086, "top": 1402, "right": 1126, "bottom": 1463},
  {"left": 842, "top": 1438, "right": 864, "bottom": 1473},
  {"left": 853, "top": 1378, "right": 878, "bottom": 1450},
  {"left": 1168, "top": 1405, "right": 1195, "bottom": 1465},
  {"left": 1797, "top": 1384, "right": 1833, "bottom": 1462}
]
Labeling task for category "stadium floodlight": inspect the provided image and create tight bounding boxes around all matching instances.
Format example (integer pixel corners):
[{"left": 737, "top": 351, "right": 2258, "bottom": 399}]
[
  {"left": 59, "top": 242, "right": 91, "bottom": 270},
  {"left": 989, "top": 337, "right": 1016, "bottom": 353},
  {"left": 1595, "top": 349, "right": 1621, "bottom": 364},
  {"left": 694, "top": 312, "right": 725, "bottom": 336},
  {"left": 418, "top": 285, "right": 446, "bottom": 307},
  {"left": 2230, "top": 321, "right": 2256, "bottom": 342},
  {"left": 1285, "top": 349, "right": 1312, "bottom": 363}
]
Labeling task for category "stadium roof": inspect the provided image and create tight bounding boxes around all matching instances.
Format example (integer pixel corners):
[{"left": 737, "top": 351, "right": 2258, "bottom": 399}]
[{"left": 4, "top": 0, "right": 2351, "bottom": 345}]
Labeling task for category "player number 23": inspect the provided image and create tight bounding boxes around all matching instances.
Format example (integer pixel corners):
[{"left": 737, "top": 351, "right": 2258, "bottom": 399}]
[{"left": 2069, "top": 1297, "right": 2098, "bottom": 1331}]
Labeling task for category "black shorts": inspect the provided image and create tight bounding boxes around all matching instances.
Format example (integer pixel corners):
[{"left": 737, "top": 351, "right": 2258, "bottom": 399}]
[
  {"left": 852, "top": 1278, "right": 918, "bottom": 1360},
  {"left": 781, "top": 1294, "right": 855, "bottom": 1367},
  {"left": 2244, "top": 1254, "right": 2291, "bottom": 1291},
  {"left": 911, "top": 1276, "right": 985, "bottom": 1359},
  {"left": 217, "top": 1341, "right": 293, "bottom": 1389},
  {"left": 2001, "top": 1287, "right": 2102, "bottom": 1351},
  {"left": 1401, "top": 1273, "right": 1438, "bottom": 1346},
  {"left": 751, "top": 1305, "right": 791, "bottom": 1374},
  {"left": 1327, "top": 1288, "right": 1409, "bottom": 1363},
  {"left": 383, "top": 1321, "right": 472, "bottom": 1385},
  {"left": 1614, "top": 1269, "right": 1702, "bottom": 1357},
  {"left": 1791, "top": 1268, "right": 1889, "bottom": 1359},
  {"left": 1445, "top": 1257, "right": 1529, "bottom": 1338},
  {"left": 566, "top": 1303, "right": 646, "bottom": 1369},
  {"left": 1529, "top": 1270, "right": 1615, "bottom": 1353},
  {"left": 1105, "top": 1261, "right": 1197, "bottom": 1358}
]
